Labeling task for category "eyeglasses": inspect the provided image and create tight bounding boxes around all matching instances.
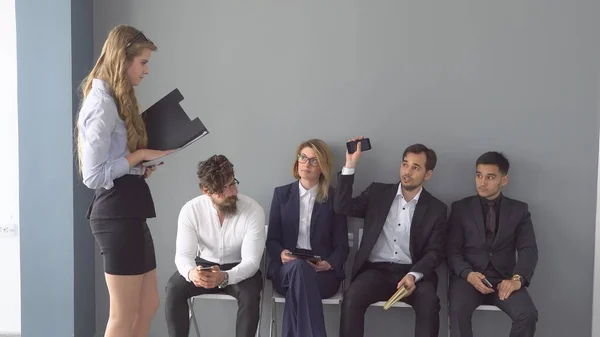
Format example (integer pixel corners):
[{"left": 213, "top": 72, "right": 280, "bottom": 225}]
[
  {"left": 220, "top": 178, "right": 240, "bottom": 193},
  {"left": 297, "top": 154, "right": 319, "bottom": 167},
  {"left": 125, "top": 31, "right": 151, "bottom": 49}
]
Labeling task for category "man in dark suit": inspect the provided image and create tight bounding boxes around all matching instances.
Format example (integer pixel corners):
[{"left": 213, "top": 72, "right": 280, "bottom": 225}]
[
  {"left": 335, "top": 138, "right": 448, "bottom": 337},
  {"left": 447, "top": 151, "right": 538, "bottom": 337}
]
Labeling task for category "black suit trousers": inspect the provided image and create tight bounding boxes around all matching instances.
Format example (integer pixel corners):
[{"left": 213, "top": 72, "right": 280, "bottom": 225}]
[{"left": 339, "top": 262, "right": 440, "bottom": 337}]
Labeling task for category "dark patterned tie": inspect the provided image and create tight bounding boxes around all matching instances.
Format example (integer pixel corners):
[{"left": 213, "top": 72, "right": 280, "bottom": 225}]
[{"left": 485, "top": 200, "right": 496, "bottom": 246}]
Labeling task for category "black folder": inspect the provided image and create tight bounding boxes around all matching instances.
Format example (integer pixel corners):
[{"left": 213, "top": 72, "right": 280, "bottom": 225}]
[{"left": 140, "top": 89, "right": 209, "bottom": 166}]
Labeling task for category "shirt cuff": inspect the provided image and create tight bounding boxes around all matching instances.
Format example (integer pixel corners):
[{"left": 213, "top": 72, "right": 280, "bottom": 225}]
[
  {"left": 178, "top": 263, "right": 197, "bottom": 282},
  {"left": 129, "top": 164, "right": 145, "bottom": 176},
  {"left": 408, "top": 272, "right": 423, "bottom": 282},
  {"left": 112, "top": 156, "right": 131, "bottom": 179},
  {"left": 226, "top": 268, "right": 241, "bottom": 285},
  {"left": 341, "top": 167, "right": 355, "bottom": 175}
]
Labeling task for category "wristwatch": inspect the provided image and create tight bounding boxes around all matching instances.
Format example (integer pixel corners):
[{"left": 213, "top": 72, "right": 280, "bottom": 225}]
[
  {"left": 218, "top": 271, "right": 229, "bottom": 289},
  {"left": 512, "top": 274, "right": 524, "bottom": 286}
]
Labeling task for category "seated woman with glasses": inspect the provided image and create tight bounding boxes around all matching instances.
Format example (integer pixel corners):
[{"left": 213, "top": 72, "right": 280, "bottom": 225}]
[{"left": 266, "top": 139, "right": 349, "bottom": 337}]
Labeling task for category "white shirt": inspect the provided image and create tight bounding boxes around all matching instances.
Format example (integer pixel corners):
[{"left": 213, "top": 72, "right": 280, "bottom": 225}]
[
  {"left": 342, "top": 167, "right": 424, "bottom": 282},
  {"left": 175, "top": 193, "right": 266, "bottom": 285},
  {"left": 296, "top": 182, "right": 317, "bottom": 250},
  {"left": 77, "top": 78, "right": 144, "bottom": 190}
]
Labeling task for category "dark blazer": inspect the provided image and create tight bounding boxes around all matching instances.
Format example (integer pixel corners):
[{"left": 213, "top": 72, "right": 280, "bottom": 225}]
[
  {"left": 334, "top": 173, "right": 448, "bottom": 281},
  {"left": 447, "top": 195, "right": 538, "bottom": 286},
  {"left": 266, "top": 181, "right": 349, "bottom": 279}
]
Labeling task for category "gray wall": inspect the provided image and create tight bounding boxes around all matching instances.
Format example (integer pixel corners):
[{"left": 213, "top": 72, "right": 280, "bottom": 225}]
[
  {"left": 17, "top": 0, "right": 95, "bottom": 336},
  {"left": 94, "top": 1, "right": 600, "bottom": 336},
  {"left": 71, "top": 0, "right": 96, "bottom": 336}
]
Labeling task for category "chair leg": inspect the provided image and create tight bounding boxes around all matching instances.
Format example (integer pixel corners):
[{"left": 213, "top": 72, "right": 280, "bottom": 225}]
[
  {"left": 188, "top": 298, "right": 201, "bottom": 337},
  {"left": 257, "top": 280, "right": 265, "bottom": 337},
  {"left": 258, "top": 245, "right": 268, "bottom": 337},
  {"left": 270, "top": 297, "right": 276, "bottom": 337}
]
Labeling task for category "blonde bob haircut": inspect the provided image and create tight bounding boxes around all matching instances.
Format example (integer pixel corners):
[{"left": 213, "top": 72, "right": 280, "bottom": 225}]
[{"left": 292, "top": 139, "right": 334, "bottom": 203}]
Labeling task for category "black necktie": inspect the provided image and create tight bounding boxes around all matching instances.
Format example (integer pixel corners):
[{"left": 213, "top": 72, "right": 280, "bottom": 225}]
[
  {"left": 486, "top": 200, "right": 496, "bottom": 235},
  {"left": 485, "top": 200, "right": 497, "bottom": 247}
]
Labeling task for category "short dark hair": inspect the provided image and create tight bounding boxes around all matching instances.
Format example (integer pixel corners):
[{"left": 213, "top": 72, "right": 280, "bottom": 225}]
[
  {"left": 402, "top": 144, "right": 437, "bottom": 171},
  {"left": 476, "top": 151, "right": 510, "bottom": 175},
  {"left": 196, "top": 154, "right": 235, "bottom": 194}
]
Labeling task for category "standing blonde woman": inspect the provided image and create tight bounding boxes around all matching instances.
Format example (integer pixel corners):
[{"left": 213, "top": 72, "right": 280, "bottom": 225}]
[{"left": 76, "top": 25, "right": 172, "bottom": 337}]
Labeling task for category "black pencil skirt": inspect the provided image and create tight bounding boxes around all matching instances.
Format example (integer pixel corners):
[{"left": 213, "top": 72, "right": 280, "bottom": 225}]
[{"left": 89, "top": 218, "right": 157, "bottom": 275}]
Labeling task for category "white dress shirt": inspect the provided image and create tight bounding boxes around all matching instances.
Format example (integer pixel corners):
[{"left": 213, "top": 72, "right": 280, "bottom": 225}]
[
  {"left": 342, "top": 167, "right": 424, "bottom": 281},
  {"left": 77, "top": 78, "right": 144, "bottom": 190},
  {"left": 175, "top": 193, "right": 266, "bottom": 285},
  {"left": 296, "top": 182, "right": 318, "bottom": 250}
]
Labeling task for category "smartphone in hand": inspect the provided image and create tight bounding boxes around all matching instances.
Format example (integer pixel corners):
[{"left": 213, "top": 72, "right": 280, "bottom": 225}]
[
  {"left": 346, "top": 138, "right": 372, "bottom": 154},
  {"left": 483, "top": 278, "right": 493, "bottom": 288}
]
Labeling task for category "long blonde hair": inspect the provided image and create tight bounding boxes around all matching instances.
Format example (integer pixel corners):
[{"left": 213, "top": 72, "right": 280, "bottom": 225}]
[
  {"left": 76, "top": 25, "right": 157, "bottom": 168},
  {"left": 292, "top": 139, "right": 334, "bottom": 203}
]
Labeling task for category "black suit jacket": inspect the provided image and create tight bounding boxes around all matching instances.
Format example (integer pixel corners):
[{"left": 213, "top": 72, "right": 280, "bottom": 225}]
[
  {"left": 266, "top": 181, "right": 349, "bottom": 279},
  {"left": 447, "top": 195, "right": 538, "bottom": 285},
  {"left": 334, "top": 173, "right": 448, "bottom": 281}
]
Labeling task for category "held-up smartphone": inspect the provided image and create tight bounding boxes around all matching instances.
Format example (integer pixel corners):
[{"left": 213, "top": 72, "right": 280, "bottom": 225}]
[
  {"left": 286, "top": 251, "right": 322, "bottom": 264},
  {"left": 482, "top": 278, "right": 493, "bottom": 288},
  {"left": 346, "top": 138, "right": 372, "bottom": 154},
  {"left": 198, "top": 266, "right": 214, "bottom": 271}
]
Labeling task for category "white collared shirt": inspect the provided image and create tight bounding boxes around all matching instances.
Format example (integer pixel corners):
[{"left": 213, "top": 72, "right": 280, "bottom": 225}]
[
  {"left": 77, "top": 78, "right": 145, "bottom": 190},
  {"left": 342, "top": 167, "right": 424, "bottom": 281},
  {"left": 175, "top": 193, "right": 266, "bottom": 285},
  {"left": 296, "top": 182, "right": 318, "bottom": 250}
]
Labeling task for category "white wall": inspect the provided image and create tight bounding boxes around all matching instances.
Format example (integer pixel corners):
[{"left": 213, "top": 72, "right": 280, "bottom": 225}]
[{"left": 0, "top": 0, "right": 20, "bottom": 334}]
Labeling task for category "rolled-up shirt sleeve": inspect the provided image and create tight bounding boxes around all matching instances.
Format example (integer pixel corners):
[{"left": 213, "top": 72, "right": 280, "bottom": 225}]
[
  {"left": 175, "top": 203, "right": 200, "bottom": 282},
  {"left": 227, "top": 207, "right": 266, "bottom": 285},
  {"left": 79, "top": 99, "right": 130, "bottom": 190}
]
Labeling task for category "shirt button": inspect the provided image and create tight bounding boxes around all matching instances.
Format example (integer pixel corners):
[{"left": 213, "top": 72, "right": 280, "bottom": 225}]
[
  {"left": 489, "top": 252, "right": 493, "bottom": 257},
  {"left": 394, "top": 239, "right": 396, "bottom": 242},
  {"left": 395, "top": 252, "right": 398, "bottom": 255}
]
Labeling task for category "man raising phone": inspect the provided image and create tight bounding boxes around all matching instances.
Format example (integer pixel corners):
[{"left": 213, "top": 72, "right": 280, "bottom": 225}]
[{"left": 335, "top": 137, "right": 448, "bottom": 337}]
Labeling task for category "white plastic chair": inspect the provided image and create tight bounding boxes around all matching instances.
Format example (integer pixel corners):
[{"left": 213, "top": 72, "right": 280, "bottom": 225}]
[
  {"left": 476, "top": 305, "right": 501, "bottom": 311},
  {"left": 371, "top": 300, "right": 413, "bottom": 309},
  {"left": 188, "top": 225, "right": 268, "bottom": 337}
]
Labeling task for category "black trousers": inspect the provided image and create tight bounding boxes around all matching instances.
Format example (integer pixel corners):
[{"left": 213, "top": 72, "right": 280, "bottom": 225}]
[
  {"left": 271, "top": 259, "right": 341, "bottom": 337},
  {"left": 165, "top": 260, "right": 263, "bottom": 337},
  {"left": 339, "top": 262, "right": 440, "bottom": 337},
  {"left": 448, "top": 267, "right": 538, "bottom": 337}
]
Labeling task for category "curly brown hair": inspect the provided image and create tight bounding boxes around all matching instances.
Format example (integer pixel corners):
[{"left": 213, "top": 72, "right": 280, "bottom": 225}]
[{"left": 197, "top": 155, "right": 235, "bottom": 194}]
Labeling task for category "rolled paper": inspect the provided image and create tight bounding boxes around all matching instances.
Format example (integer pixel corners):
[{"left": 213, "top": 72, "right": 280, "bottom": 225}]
[{"left": 383, "top": 286, "right": 408, "bottom": 310}]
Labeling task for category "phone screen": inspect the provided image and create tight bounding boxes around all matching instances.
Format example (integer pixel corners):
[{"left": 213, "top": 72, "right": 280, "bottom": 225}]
[{"left": 346, "top": 138, "right": 372, "bottom": 154}]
